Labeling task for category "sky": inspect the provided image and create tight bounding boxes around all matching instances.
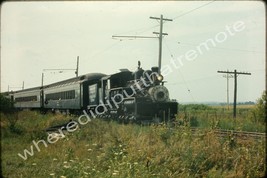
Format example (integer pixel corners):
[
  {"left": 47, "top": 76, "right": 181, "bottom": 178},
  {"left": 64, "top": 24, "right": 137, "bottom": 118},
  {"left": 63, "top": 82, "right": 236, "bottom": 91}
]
[{"left": 0, "top": 1, "right": 265, "bottom": 103}]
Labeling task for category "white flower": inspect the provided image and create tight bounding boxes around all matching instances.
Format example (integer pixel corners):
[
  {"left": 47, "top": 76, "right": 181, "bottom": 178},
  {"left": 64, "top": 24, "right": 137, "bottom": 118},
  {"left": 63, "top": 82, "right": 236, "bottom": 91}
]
[
  {"left": 63, "top": 165, "right": 70, "bottom": 169},
  {"left": 112, "top": 170, "right": 119, "bottom": 176}
]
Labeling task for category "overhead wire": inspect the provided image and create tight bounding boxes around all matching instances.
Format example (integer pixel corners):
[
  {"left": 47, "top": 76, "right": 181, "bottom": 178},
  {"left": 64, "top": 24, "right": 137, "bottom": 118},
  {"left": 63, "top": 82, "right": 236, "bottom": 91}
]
[
  {"left": 177, "top": 42, "right": 264, "bottom": 54},
  {"left": 112, "top": 1, "right": 216, "bottom": 40},
  {"left": 172, "top": 1, "right": 216, "bottom": 20},
  {"left": 85, "top": 40, "right": 122, "bottom": 63},
  {"left": 113, "top": 24, "right": 159, "bottom": 37},
  {"left": 167, "top": 74, "right": 220, "bottom": 85},
  {"left": 162, "top": 38, "right": 196, "bottom": 102}
]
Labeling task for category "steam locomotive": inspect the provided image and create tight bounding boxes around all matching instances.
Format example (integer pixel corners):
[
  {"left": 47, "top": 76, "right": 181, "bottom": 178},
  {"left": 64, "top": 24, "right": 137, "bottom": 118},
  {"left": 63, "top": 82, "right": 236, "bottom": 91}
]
[{"left": 5, "top": 62, "right": 178, "bottom": 123}]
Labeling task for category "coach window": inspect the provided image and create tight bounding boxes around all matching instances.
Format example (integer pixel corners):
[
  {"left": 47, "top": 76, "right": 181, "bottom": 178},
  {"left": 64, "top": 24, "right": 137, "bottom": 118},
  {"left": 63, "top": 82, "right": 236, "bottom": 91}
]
[
  {"left": 68, "top": 91, "right": 70, "bottom": 99},
  {"left": 71, "top": 90, "right": 74, "bottom": 99}
]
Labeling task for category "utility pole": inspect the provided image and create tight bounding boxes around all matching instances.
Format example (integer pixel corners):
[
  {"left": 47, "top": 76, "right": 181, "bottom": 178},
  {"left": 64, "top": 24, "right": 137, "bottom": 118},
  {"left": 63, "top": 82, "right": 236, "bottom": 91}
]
[
  {"left": 222, "top": 70, "right": 233, "bottom": 110},
  {"left": 218, "top": 70, "right": 251, "bottom": 118},
  {"left": 75, "top": 56, "right": 79, "bottom": 77},
  {"left": 112, "top": 15, "right": 172, "bottom": 75},
  {"left": 150, "top": 15, "right": 172, "bottom": 74},
  {"left": 22, "top": 81, "right": 24, "bottom": 90},
  {"left": 41, "top": 73, "right": 44, "bottom": 87}
]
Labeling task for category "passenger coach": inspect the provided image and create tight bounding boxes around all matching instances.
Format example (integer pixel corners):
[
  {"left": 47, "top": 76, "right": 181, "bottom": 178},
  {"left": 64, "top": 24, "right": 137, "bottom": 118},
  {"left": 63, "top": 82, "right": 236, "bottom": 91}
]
[
  {"left": 13, "top": 87, "right": 42, "bottom": 109},
  {"left": 43, "top": 73, "right": 106, "bottom": 113},
  {"left": 9, "top": 73, "right": 106, "bottom": 113}
]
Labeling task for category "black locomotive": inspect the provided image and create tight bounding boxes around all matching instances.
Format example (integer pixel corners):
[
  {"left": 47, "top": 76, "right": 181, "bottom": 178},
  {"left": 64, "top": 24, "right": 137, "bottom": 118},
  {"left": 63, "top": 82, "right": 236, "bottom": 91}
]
[{"left": 6, "top": 62, "right": 178, "bottom": 123}]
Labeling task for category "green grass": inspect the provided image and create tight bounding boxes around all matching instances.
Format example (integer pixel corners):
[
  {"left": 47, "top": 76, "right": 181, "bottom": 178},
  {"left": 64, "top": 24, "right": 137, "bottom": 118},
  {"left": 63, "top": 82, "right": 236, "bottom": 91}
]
[
  {"left": 177, "top": 104, "right": 266, "bottom": 132},
  {"left": 1, "top": 111, "right": 266, "bottom": 178}
]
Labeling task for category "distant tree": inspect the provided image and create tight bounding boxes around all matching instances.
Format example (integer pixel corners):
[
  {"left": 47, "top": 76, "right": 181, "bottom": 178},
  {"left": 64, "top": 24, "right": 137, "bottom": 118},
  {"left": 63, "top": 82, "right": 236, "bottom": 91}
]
[
  {"left": 0, "top": 93, "right": 14, "bottom": 113},
  {"left": 251, "top": 91, "right": 266, "bottom": 123},
  {"left": 0, "top": 94, "right": 20, "bottom": 133}
]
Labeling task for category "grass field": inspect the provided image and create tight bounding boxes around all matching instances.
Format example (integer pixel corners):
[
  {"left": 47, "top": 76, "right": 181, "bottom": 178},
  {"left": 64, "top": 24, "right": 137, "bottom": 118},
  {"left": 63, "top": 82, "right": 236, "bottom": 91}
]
[
  {"left": 177, "top": 104, "right": 266, "bottom": 132},
  {"left": 1, "top": 111, "right": 266, "bottom": 178}
]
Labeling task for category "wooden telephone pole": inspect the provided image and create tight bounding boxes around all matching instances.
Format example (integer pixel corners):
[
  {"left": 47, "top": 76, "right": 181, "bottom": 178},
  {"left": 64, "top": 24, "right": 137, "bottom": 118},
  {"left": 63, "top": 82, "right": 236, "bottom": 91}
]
[
  {"left": 218, "top": 70, "right": 251, "bottom": 118},
  {"left": 75, "top": 56, "right": 79, "bottom": 77},
  {"left": 150, "top": 15, "right": 172, "bottom": 74}
]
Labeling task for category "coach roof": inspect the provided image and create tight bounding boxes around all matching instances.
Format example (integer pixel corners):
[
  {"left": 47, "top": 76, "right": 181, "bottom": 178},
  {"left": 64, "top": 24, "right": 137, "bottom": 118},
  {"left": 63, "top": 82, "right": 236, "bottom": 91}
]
[{"left": 44, "top": 73, "right": 106, "bottom": 88}]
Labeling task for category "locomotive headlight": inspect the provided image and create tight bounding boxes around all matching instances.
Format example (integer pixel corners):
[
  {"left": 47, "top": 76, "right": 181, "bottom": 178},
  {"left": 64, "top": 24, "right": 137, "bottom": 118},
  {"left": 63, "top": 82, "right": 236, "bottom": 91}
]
[{"left": 157, "top": 74, "right": 164, "bottom": 82}]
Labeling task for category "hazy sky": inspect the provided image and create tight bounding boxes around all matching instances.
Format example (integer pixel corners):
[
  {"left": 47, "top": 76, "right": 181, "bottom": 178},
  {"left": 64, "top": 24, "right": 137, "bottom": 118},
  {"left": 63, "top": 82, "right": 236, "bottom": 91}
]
[{"left": 1, "top": 1, "right": 265, "bottom": 103}]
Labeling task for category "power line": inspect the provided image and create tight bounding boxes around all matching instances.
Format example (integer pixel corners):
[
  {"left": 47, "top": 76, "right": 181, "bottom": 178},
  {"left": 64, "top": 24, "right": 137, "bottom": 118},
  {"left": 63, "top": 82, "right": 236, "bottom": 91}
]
[
  {"left": 166, "top": 74, "right": 219, "bottom": 85},
  {"left": 84, "top": 40, "right": 122, "bottom": 64},
  {"left": 172, "top": 1, "right": 215, "bottom": 20},
  {"left": 178, "top": 42, "right": 264, "bottom": 54},
  {"left": 112, "top": 35, "right": 157, "bottom": 39},
  {"left": 162, "top": 38, "right": 196, "bottom": 102},
  {"left": 112, "top": 1, "right": 215, "bottom": 41},
  {"left": 112, "top": 1, "right": 215, "bottom": 39},
  {"left": 113, "top": 24, "right": 159, "bottom": 37}
]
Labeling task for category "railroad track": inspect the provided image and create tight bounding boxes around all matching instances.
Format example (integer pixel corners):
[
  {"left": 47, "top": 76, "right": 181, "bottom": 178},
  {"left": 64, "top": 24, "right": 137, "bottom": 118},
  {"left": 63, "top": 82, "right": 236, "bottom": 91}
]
[
  {"left": 214, "top": 129, "right": 266, "bottom": 139},
  {"left": 191, "top": 127, "right": 266, "bottom": 140},
  {"left": 45, "top": 120, "right": 266, "bottom": 140}
]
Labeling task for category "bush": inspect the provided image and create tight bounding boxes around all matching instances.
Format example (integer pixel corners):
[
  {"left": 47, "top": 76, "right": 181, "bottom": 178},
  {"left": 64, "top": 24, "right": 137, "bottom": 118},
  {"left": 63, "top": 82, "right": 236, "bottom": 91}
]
[
  {"left": 0, "top": 93, "right": 14, "bottom": 113},
  {"left": 250, "top": 91, "right": 266, "bottom": 123},
  {"left": 179, "top": 104, "right": 213, "bottom": 112},
  {"left": 0, "top": 93, "right": 20, "bottom": 133}
]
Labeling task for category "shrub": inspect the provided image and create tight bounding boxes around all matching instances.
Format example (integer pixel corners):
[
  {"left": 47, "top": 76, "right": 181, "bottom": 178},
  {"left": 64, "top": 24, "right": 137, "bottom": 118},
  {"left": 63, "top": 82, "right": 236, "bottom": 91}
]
[
  {"left": 250, "top": 91, "right": 266, "bottom": 123},
  {"left": 0, "top": 94, "right": 21, "bottom": 133},
  {"left": 179, "top": 104, "right": 214, "bottom": 112},
  {"left": 0, "top": 93, "right": 14, "bottom": 113}
]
